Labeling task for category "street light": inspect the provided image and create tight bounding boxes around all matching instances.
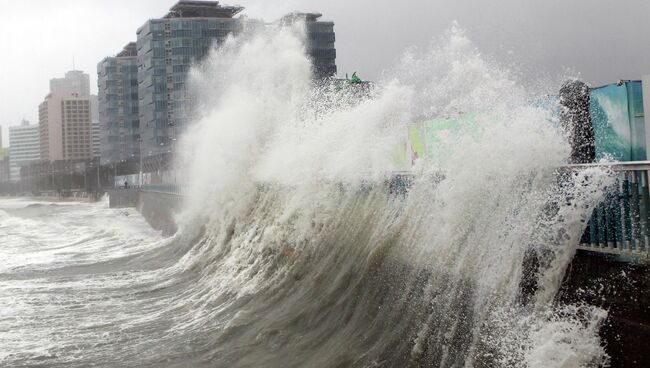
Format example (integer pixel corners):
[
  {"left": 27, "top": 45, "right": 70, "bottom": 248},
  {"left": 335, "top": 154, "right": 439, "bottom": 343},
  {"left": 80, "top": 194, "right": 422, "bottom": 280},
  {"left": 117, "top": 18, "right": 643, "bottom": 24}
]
[
  {"left": 96, "top": 156, "right": 101, "bottom": 193},
  {"left": 138, "top": 137, "right": 143, "bottom": 187},
  {"left": 171, "top": 137, "right": 177, "bottom": 186}
]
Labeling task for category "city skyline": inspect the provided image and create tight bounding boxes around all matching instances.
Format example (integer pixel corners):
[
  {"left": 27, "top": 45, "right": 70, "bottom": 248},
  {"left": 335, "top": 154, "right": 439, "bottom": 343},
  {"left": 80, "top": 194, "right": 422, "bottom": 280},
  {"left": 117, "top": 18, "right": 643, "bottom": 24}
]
[
  {"left": 2, "top": 0, "right": 650, "bottom": 147},
  {"left": 8, "top": 119, "right": 40, "bottom": 181}
]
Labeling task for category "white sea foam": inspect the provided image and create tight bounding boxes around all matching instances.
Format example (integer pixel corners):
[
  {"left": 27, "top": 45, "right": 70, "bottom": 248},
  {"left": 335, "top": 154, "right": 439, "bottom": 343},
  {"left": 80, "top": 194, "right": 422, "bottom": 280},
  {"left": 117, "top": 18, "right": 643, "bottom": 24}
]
[
  {"left": 172, "top": 24, "right": 611, "bottom": 367},
  {"left": 0, "top": 24, "right": 612, "bottom": 368}
]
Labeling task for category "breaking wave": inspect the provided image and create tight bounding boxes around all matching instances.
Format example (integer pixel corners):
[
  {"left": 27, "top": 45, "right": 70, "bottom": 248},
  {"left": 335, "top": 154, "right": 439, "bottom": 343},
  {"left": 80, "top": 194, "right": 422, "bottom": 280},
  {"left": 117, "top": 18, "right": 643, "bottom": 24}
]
[
  {"left": 173, "top": 25, "right": 612, "bottom": 367},
  {"left": 0, "top": 25, "right": 612, "bottom": 367}
]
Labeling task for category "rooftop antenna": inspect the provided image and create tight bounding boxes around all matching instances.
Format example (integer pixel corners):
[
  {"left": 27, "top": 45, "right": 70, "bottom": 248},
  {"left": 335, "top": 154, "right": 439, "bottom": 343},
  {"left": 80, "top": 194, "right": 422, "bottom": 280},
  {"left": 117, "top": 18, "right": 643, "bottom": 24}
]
[{"left": 72, "top": 56, "right": 76, "bottom": 70}]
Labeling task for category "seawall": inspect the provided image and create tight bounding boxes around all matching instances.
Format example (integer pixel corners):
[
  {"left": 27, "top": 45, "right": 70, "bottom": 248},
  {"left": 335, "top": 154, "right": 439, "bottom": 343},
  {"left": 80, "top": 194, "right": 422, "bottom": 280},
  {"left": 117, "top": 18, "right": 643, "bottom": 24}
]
[
  {"left": 136, "top": 191, "right": 183, "bottom": 236},
  {"left": 109, "top": 189, "right": 182, "bottom": 236},
  {"left": 108, "top": 189, "right": 139, "bottom": 208},
  {"left": 107, "top": 188, "right": 650, "bottom": 364}
]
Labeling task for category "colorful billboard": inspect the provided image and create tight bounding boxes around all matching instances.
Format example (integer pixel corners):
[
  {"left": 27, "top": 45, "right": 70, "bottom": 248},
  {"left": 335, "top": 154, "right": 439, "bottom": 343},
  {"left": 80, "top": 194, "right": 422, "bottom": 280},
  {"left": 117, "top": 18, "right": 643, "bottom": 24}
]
[
  {"left": 589, "top": 81, "right": 646, "bottom": 161},
  {"left": 395, "top": 114, "right": 479, "bottom": 170},
  {"left": 395, "top": 81, "right": 647, "bottom": 170}
]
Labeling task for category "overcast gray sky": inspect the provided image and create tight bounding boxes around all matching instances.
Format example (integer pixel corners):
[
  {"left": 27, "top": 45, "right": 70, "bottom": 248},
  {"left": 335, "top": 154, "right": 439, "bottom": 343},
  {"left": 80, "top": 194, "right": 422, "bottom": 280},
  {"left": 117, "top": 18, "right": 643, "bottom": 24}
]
[{"left": 1, "top": 0, "right": 649, "bottom": 146}]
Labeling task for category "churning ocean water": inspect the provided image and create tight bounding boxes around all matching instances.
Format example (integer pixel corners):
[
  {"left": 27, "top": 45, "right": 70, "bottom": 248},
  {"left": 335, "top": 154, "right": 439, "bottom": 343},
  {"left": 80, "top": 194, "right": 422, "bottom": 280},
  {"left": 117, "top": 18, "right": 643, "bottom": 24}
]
[{"left": 0, "top": 25, "right": 610, "bottom": 368}]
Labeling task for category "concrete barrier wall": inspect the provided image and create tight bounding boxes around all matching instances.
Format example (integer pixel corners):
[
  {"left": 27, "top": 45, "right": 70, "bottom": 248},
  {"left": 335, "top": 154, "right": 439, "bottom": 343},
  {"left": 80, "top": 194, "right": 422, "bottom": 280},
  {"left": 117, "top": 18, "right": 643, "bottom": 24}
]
[
  {"left": 109, "top": 187, "right": 650, "bottom": 364},
  {"left": 108, "top": 189, "right": 140, "bottom": 208},
  {"left": 136, "top": 191, "right": 183, "bottom": 236}
]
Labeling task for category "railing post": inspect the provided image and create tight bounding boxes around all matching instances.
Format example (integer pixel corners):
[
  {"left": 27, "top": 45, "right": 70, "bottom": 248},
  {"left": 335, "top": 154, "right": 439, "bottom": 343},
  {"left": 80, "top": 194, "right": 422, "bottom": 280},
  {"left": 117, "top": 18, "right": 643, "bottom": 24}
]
[
  {"left": 589, "top": 212, "right": 597, "bottom": 248},
  {"left": 566, "top": 161, "right": 650, "bottom": 257},
  {"left": 622, "top": 172, "right": 632, "bottom": 251},
  {"left": 606, "top": 191, "right": 617, "bottom": 249},
  {"left": 614, "top": 177, "right": 624, "bottom": 249},
  {"left": 630, "top": 170, "right": 642, "bottom": 251},
  {"left": 597, "top": 202, "right": 607, "bottom": 248},
  {"left": 640, "top": 170, "right": 650, "bottom": 252}
]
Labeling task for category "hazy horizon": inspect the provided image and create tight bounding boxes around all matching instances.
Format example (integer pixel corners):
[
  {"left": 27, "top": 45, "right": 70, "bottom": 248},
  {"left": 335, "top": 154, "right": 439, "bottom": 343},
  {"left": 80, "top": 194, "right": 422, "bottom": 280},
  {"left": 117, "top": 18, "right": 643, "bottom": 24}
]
[{"left": 1, "top": 0, "right": 649, "bottom": 146}]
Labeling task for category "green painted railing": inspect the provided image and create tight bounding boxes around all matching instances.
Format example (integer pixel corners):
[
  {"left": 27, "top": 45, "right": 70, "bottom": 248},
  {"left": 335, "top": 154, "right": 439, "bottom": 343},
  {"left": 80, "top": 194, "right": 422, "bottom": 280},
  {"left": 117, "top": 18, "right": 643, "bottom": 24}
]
[
  {"left": 571, "top": 161, "right": 650, "bottom": 259},
  {"left": 136, "top": 162, "right": 650, "bottom": 259}
]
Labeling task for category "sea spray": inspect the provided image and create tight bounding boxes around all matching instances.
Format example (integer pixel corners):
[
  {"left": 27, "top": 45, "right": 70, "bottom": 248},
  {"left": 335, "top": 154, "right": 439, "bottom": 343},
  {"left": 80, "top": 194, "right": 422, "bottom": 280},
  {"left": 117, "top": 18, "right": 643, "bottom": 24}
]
[
  {"left": 0, "top": 24, "right": 613, "bottom": 368},
  {"left": 173, "top": 24, "right": 611, "bottom": 367}
]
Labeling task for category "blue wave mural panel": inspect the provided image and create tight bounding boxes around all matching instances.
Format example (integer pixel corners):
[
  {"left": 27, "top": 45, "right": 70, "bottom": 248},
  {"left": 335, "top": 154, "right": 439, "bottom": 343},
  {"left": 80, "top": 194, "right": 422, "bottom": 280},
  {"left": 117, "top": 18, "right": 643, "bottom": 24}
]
[{"left": 590, "top": 81, "right": 646, "bottom": 161}]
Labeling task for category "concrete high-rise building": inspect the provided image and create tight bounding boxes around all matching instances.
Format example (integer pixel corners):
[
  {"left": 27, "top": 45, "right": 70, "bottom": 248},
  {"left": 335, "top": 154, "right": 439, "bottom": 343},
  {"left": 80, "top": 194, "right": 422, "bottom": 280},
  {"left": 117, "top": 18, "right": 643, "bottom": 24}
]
[
  {"left": 127, "top": 2, "right": 337, "bottom": 158},
  {"left": 8, "top": 120, "right": 40, "bottom": 181},
  {"left": 40, "top": 70, "right": 98, "bottom": 162},
  {"left": 0, "top": 125, "right": 3, "bottom": 148},
  {"left": 50, "top": 70, "right": 91, "bottom": 96},
  {"left": 136, "top": 1, "right": 245, "bottom": 156},
  {"left": 40, "top": 91, "right": 94, "bottom": 161},
  {"left": 97, "top": 43, "right": 140, "bottom": 164},
  {"left": 280, "top": 12, "right": 337, "bottom": 79}
]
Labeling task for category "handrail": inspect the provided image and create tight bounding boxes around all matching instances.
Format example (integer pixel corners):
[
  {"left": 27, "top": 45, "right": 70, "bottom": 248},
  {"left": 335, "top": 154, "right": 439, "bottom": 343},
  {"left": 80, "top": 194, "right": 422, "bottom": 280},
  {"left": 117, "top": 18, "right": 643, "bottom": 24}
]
[
  {"left": 571, "top": 162, "right": 650, "bottom": 260},
  {"left": 133, "top": 162, "right": 650, "bottom": 260},
  {"left": 140, "top": 183, "right": 184, "bottom": 196},
  {"left": 565, "top": 160, "right": 650, "bottom": 171}
]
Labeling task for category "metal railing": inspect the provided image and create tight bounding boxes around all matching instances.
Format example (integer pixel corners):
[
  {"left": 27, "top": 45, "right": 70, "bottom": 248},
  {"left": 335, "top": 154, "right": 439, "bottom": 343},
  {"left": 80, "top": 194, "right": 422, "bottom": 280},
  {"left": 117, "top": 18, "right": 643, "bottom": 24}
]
[
  {"left": 130, "top": 161, "right": 650, "bottom": 259},
  {"left": 140, "top": 183, "right": 184, "bottom": 196},
  {"left": 569, "top": 161, "right": 650, "bottom": 259}
]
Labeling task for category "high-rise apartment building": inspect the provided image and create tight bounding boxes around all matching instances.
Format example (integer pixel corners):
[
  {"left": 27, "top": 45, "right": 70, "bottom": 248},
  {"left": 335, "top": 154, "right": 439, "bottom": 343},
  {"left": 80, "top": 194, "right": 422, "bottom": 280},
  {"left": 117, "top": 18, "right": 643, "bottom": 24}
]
[
  {"left": 136, "top": 1, "right": 244, "bottom": 156},
  {"left": 39, "top": 71, "right": 97, "bottom": 162},
  {"left": 101, "top": 2, "right": 337, "bottom": 159},
  {"left": 97, "top": 43, "right": 140, "bottom": 164},
  {"left": 50, "top": 70, "right": 91, "bottom": 96},
  {"left": 8, "top": 119, "right": 40, "bottom": 181},
  {"left": 281, "top": 12, "right": 337, "bottom": 79},
  {"left": 40, "top": 91, "right": 94, "bottom": 161}
]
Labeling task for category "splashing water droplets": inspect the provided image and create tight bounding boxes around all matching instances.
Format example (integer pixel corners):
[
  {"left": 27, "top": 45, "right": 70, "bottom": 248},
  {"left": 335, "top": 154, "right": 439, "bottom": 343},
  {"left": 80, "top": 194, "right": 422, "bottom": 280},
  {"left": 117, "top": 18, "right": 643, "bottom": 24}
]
[
  {"left": 0, "top": 25, "right": 611, "bottom": 368},
  {"left": 170, "top": 24, "right": 611, "bottom": 367}
]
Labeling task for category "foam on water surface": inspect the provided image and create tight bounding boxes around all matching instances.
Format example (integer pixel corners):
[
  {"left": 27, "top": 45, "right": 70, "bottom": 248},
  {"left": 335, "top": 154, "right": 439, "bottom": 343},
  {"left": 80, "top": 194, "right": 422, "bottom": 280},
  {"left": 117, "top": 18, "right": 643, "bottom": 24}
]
[{"left": 0, "top": 25, "right": 612, "bottom": 367}]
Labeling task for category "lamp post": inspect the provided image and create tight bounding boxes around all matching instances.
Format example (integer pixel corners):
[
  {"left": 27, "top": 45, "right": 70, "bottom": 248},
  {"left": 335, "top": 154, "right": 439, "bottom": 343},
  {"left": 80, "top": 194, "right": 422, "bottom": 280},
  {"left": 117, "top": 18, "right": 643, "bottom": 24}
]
[
  {"left": 66, "top": 161, "right": 72, "bottom": 196},
  {"left": 120, "top": 159, "right": 125, "bottom": 188},
  {"left": 96, "top": 156, "right": 101, "bottom": 192},
  {"left": 84, "top": 160, "right": 88, "bottom": 191},
  {"left": 138, "top": 137, "right": 143, "bottom": 187},
  {"left": 171, "top": 137, "right": 177, "bottom": 186},
  {"left": 109, "top": 160, "right": 115, "bottom": 189},
  {"left": 68, "top": 161, "right": 74, "bottom": 194}
]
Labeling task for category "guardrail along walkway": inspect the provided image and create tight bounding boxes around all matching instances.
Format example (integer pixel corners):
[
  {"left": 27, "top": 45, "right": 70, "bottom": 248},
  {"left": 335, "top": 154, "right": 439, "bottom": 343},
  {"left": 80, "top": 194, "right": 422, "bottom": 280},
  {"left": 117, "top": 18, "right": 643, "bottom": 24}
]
[{"left": 570, "top": 161, "right": 650, "bottom": 259}]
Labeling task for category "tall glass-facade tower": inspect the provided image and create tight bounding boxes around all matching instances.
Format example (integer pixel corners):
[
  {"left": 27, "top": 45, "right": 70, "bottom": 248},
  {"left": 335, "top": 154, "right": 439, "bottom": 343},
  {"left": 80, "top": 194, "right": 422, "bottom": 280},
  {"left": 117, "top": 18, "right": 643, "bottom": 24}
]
[
  {"left": 99, "top": 1, "right": 338, "bottom": 160},
  {"left": 97, "top": 43, "right": 140, "bottom": 164},
  {"left": 281, "top": 13, "right": 337, "bottom": 79},
  {"left": 136, "top": 1, "right": 244, "bottom": 156}
]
